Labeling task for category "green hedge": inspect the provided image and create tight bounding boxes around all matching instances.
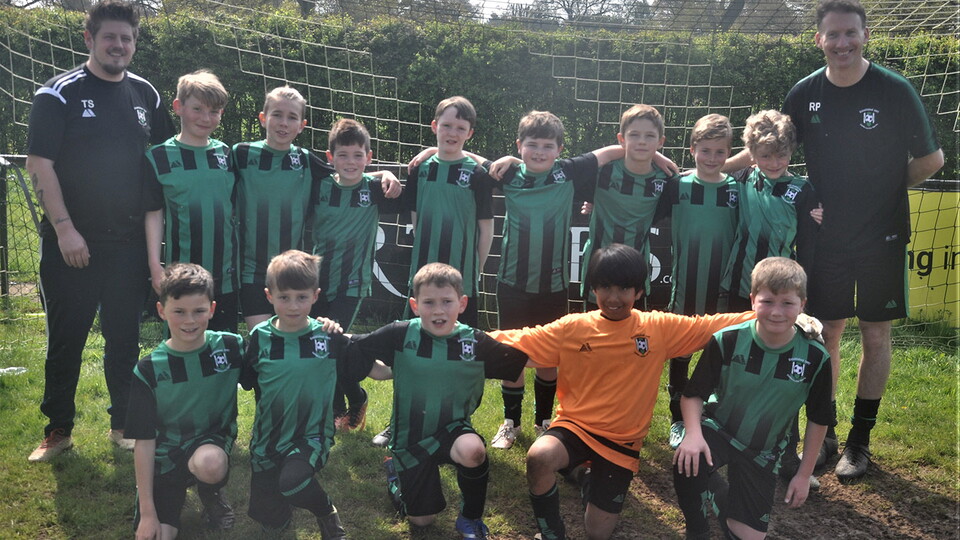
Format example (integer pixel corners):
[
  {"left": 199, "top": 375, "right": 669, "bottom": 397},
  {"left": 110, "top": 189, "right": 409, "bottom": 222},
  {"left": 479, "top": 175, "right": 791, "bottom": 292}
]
[{"left": 1, "top": 7, "right": 956, "bottom": 177}]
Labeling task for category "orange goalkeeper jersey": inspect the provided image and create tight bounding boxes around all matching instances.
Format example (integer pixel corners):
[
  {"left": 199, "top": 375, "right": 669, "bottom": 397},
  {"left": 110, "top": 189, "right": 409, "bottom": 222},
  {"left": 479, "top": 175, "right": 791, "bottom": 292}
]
[{"left": 490, "top": 309, "right": 753, "bottom": 472}]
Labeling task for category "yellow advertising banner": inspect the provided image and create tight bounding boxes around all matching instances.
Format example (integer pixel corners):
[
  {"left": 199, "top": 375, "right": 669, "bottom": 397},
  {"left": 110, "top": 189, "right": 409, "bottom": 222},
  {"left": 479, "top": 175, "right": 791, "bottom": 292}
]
[{"left": 907, "top": 187, "right": 959, "bottom": 327}]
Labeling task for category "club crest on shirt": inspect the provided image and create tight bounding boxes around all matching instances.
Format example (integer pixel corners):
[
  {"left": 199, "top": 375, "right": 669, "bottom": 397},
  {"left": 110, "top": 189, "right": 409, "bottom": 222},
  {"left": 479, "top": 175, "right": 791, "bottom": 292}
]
[
  {"left": 312, "top": 335, "right": 330, "bottom": 359},
  {"left": 551, "top": 169, "right": 567, "bottom": 184},
  {"left": 358, "top": 188, "right": 372, "bottom": 207},
  {"left": 787, "top": 357, "right": 810, "bottom": 383},
  {"left": 634, "top": 335, "right": 649, "bottom": 356},
  {"left": 726, "top": 186, "right": 739, "bottom": 208},
  {"left": 859, "top": 108, "right": 879, "bottom": 130},
  {"left": 288, "top": 151, "right": 303, "bottom": 171},
  {"left": 652, "top": 178, "right": 666, "bottom": 194},
  {"left": 457, "top": 168, "right": 473, "bottom": 188},
  {"left": 215, "top": 153, "right": 229, "bottom": 170},
  {"left": 780, "top": 185, "right": 801, "bottom": 204},
  {"left": 459, "top": 335, "right": 477, "bottom": 361},
  {"left": 134, "top": 106, "right": 148, "bottom": 127},
  {"left": 211, "top": 348, "right": 231, "bottom": 372}
]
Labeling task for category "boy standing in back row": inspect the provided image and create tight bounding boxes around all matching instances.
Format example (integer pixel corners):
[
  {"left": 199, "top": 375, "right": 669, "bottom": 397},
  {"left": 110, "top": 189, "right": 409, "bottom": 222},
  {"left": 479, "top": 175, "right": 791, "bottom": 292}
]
[
  {"left": 311, "top": 118, "right": 402, "bottom": 431},
  {"left": 144, "top": 70, "right": 238, "bottom": 333},
  {"left": 401, "top": 96, "right": 495, "bottom": 329},
  {"left": 661, "top": 113, "right": 740, "bottom": 446},
  {"left": 487, "top": 111, "right": 625, "bottom": 451},
  {"left": 580, "top": 104, "right": 675, "bottom": 306}
]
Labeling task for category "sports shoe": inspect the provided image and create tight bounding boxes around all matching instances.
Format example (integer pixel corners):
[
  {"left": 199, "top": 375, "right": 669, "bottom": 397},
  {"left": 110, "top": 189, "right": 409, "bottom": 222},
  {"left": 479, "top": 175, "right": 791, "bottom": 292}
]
[
  {"left": 817, "top": 435, "right": 839, "bottom": 469},
  {"left": 534, "top": 419, "right": 551, "bottom": 438},
  {"left": 835, "top": 442, "right": 871, "bottom": 481},
  {"left": 371, "top": 425, "right": 391, "bottom": 447},
  {"left": 108, "top": 429, "right": 135, "bottom": 451},
  {"left": 198, "top": 489, "right": 235, "bottom": 530},
  {"left": 383, "top": 456, "right": 404, "bottom": 516},
  {"left": 344, "top": 395, "right": 368, "bottom": 432},
  {"left": 668, "top": 420, "right": 685, "bottom": 449},
  {"left": 316, "top": 506, "right": 347, "bottom": 539},
  {"left": 455, "top": 514, "right": 489, "bottom": 539},
  {"left": 28, "top": 429, "right": 73, "bottom": 462},
  {"left": 333, "top": 411, "right": 349, "bottom": 432},
  {"left": 799, "top": 434, "right": 839, "bottom": 471},
  {"left": 491, "top": 419, "right": 519, "bottom": 450},
  {"left": 778, "top": 450, "right": 801, "bottom": 481}
]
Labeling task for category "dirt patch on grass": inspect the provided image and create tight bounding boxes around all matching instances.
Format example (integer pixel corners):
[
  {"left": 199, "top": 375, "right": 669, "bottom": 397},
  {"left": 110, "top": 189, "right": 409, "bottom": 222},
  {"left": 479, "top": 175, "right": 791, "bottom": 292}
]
[{"left": 494, "top": 452, "right": 958, "bottom": 539}]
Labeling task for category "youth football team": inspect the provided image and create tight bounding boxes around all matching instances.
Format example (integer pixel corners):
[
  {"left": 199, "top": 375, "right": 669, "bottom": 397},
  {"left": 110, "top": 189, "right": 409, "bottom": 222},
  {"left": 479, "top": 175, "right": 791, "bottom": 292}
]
[{"left": 26, "top": 0, "right": 944, "bottom": 539}]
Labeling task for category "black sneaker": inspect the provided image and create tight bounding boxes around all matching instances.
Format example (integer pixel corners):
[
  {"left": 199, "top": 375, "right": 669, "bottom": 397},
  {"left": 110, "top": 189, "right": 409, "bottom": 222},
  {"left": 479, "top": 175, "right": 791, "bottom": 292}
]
[
  {"left": 817, "top": 435, "right": 839, "bottom": 469},
  {"left": 835, "top": 442, "right": 871, "bottom": 481},
  {"left": 317, "top": 506, "right": 347, "bottom": 539},
  {"left": 778, "top": 450, "right": 801, "bottom": 481},
  {"left": 198, "top": 489, "right": 235, "bottom": 530}
]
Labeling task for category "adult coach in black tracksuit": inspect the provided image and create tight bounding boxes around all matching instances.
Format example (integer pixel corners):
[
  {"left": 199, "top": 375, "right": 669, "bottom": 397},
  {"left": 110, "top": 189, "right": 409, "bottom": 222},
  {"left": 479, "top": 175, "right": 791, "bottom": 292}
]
[{"left": 25, "top": 0, "right": 174, "bottom": 462}]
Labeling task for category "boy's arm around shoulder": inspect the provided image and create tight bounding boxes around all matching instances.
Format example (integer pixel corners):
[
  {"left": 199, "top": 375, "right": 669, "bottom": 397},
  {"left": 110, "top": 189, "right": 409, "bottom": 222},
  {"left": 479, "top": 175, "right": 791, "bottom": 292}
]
[
  {"left": 488, "top": 316, "right": 569, "bottom": 369},
  {"left": 474, "top": 329, "right": 536, "bottom": 381},
  {"left": 346, "top": 321, "right": 407, "bottom": 368},
  {"left": 590, "top": 144, "right": 625, "bottom": 167},
  {"left": 658, "top": 310, "right": 755, "bottom": 359}
]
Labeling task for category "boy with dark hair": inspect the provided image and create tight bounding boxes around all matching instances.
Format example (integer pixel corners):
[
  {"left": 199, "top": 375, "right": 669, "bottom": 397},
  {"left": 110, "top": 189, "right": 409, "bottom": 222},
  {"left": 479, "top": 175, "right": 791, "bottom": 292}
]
[
  {"left": 349, "top": 262, "right": 533, "bottom": 539},
  {"left": 311, "top": 117, "right": 402, "bottom": 431},
  {"left": 490, "top": 244, "right": 754, "bottom": 540},
  {"left": 401, "top": 96, "right": 495, "bottom": 329},
  {"left": 144, "top": 69, "right": 238, "bottom": 333},
  {"left": 487, "top": 110, "right": 625, "bottom": 450},
  {"left": 234, "top": 87, "right": 401, "bottom": 331},
  {"left": 673, "top": 257, "right": 833, "bottom": 540},
  {"left": 661, "top": 113, "right": 741, "bottom": 447},
  {"left": 125, "top": 263, "right": 242, "bottom": 539},
  {"left": 240, "top": 250, "right": 390, "bottom": 539}
]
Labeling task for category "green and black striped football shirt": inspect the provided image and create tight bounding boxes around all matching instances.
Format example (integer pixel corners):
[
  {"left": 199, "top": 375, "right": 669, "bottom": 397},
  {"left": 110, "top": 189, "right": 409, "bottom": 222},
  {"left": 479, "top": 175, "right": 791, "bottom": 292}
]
[
  {"left": 233, "top": 141, "right": 334, "bottom": 286},
  {"left": 144, "top": 137, "right": 237, "bottom": 295},
  {"left": 125, "top": 331, "right": 243, "bottom": 474},
  {"left": 663, "top": 173, "right": 739, "bottom": 315},
  {"left": 497, "top": 154, "right": 598, "bottom": 294},
  {"left": 401, "top": 155, "right": 494, "bottom": 297},
  {"left": 312, "top": 173, "right": 400, "bottom": 301},
  {"left": 348, "top": 319, "right": 527, "bottom": 471}
]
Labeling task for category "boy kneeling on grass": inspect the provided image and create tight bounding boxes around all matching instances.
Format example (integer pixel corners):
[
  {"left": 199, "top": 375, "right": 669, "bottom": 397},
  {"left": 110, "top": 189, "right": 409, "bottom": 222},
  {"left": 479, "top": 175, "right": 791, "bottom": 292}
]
[
  {"left": 125, "top": 263, "right": 241, "bottom": 539},
  {"left": 240, "top": 250, "right": 391, "bottom": 539},
  {"left": 348, "top": 262, "right": 535, "bottom": 539},
  {"left": 673, "top": 257, "right": 835, "bottom": 540}
]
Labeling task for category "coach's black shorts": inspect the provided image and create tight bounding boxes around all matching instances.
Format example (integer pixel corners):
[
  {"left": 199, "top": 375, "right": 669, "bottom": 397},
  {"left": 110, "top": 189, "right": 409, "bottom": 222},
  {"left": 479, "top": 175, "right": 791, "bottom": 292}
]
[
  {"left": 395, "top": 425, "right": 481, "bottom": 518},
  {"left": 808, "top": 241, "right": 907, "bottom": 322},
  {"left": 544, "top": 426, "right": 634, "bottom": 514}
]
